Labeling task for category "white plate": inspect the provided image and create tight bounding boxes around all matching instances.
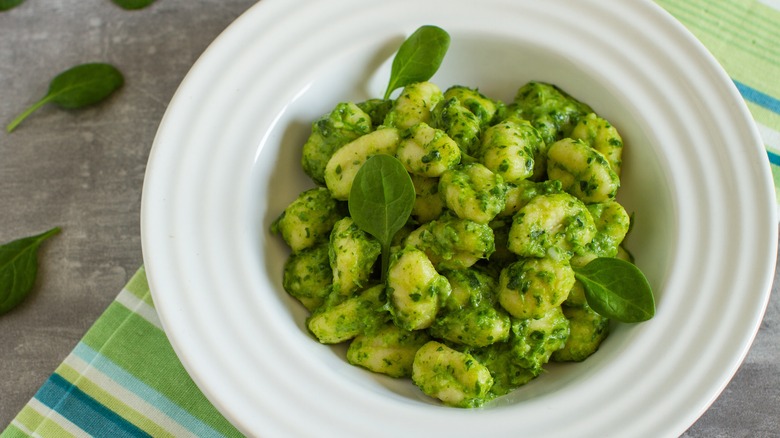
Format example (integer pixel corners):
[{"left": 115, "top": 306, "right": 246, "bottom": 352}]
[{"left": 140, "top": 0, "right": 777, "bottom": 436}]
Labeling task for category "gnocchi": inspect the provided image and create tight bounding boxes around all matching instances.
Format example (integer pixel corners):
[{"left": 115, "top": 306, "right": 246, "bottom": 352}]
[{"left": 273, "top": 79, "right": 638, "bottom": 408}]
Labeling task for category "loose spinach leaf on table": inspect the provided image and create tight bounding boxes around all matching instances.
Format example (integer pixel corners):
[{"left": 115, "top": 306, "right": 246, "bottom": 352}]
[
  {"left": 573, "top": 257, "right": 655, "bottom": 323},
  {"left": 348, "top": 155, "right": 415, "bottom": 282},
  {"left": 111, "top": 0, "right": 155, "bottom": 10},
  {"left": 384, "top": 25, "right": 450, "bottom": 100},
  {"left": 0, "top": 0, "right": 24, "bottom": 11},
  {"left": 6, "top": 63, "right": 124, "bottom": 133},
  {"left": 0, "top": 227, "right": 61, "bottom": 315}
]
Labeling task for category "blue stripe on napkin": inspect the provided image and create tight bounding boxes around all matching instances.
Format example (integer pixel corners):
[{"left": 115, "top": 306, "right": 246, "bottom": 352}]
[
  {"left": 734, "top": 80, "right": 780, "bottom": 115},
  {"left": 36, "top": 374, "right": 151, "bottom": 438}
]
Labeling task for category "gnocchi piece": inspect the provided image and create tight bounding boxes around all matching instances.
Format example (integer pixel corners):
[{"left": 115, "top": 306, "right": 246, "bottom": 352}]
[
  {"left": 443, "top": 85, "right": 499, "bottom": 128},
  {"left": 282, "top": 243, "right": 333, "bottom": 311},
  {"left": 441, "top": 267, "right": 497, "bottom": 310},
  {"left": 347, "top": 323, "right": 431, "bottom": 378},
  {"left": 412, "top": 341, "right": 494, "bottom": 408},
  {"left": 396, "top": 122, "right": 462, "bottom": 177},
  {"left": 478, "top": 119, "right": 542, "bottom": 183},
  {"left": 301, "top": 102, "right": 373, "bottom": 185},
  {"left": 272, "top": 187, "right": 345, "bottom": 253},
  {"left": 307, "top": 284, "right": 388, "bottom": 344},
  {"left": 387, "top": 247, "right": 451, "bottom": 330},
  {"left": 547, "top": 138, "right": 620, "bottom": 204},
  {"left": 499, "top": 179, "right": 563, "bottom": 218},
  {"left": 439, "top": 163, "right": 508, "bottom": 224},
  {"left": 324, "top": 127, "right": 401, "bottom": 200},
  {"left": 570, "top": 112, "right": 624, "bottom": 176},
  {"left": 570, "top": 200, "right": 631, "bottom": 266},
  {"left": 383, "top": 81, "right": 443, "bottom": 130},
  {"left": 410, "top": 174, "right": 446, "bottom": 224},
  {"left": 473, "top": 306, "right": 570, "bottom": 396},
  {"left": 507, "top": 192, "right": 597, "bottom": 260},
  {"left": 551, "top": 305, "right": 610, "bottom": 362},
  {"left": 405, "top": 214, "right": 495, "bottom": 271},
  {"left": 431, "top": 96, "right": 482, "bottom": 156},
  {"left": 510, "top": 81, "right": 592, "bottom": 145},
  {"left": 432, "top": 268, "right": 509, "bottom": 347},
  {"left": 510, "top": 306, "right": 571, "bottom": 373},
  {"left": 328, "top": 217, "right": 381, "bottom": 303},
  {"left": 497, "top": 257, "right": 575, "bottom": 320},
  {"left": 429, "top": 303, "right": 510, "bottom": 347},
  {"left": 356, "top": 98, "right": 394, "bottom": 127}
]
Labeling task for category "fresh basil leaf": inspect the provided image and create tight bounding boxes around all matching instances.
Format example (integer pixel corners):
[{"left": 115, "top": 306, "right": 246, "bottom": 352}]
[
  {"left": 384, "top": 25, "right": 450, "bottom": 100},
  {"left": 348, "top": 155, "right": 415, "bottom": 281},
  {"left": 0, "top": 0, "right": 24, "bottom": 11},
  {"left": 573, "top": 257, "right": 655, "bottom": 323},
  {"left": 7, "top": 63, "right": 124, "bottom": 133},
  {"left": 0, "top": 227, "right": 60, "bottom": 315},
  {"left": 111, "top": 0, "right": 155, "bottom": 10}
]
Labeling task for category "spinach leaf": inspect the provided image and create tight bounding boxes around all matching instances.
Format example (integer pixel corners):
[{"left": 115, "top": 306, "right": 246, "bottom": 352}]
[
  {"left": 573, "top": 257, "right": 655, "bottom": 323},
  {"left": 6, "top": 63, "right": 124, "bottom": 133},
  {"left": 0, "top": 0, "right": 24, "bottom": 11},
  {"left": 0, "top": 227, "right": 60, "bottom": 315},
  {"left": 348, "top": 155, "right": 415, "bottom": 282},
  {"left": 111, "top": 0, "right": 155, "bottom": 10},
  {"left": 384, "top": 25, "right": 450, "bottom": 100}
]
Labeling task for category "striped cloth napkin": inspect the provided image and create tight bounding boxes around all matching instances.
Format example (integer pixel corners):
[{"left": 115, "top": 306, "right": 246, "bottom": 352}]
[
  {"left": 3, "top": 0, "right": 779, "bottom": 437},
  {"left": 657, "top": 0, "right": 780, "bottom": 206},
  {"left": 2, "top": 268, "right": 243, "bottom": 438}
]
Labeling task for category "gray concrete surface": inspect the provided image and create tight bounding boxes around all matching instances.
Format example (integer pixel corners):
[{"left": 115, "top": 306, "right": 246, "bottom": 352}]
[{"left": 0, "top": 1, "right": 778, "bottom": 437}]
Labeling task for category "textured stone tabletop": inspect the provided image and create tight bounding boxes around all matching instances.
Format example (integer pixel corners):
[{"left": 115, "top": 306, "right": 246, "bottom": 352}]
[{"left": 1, "top": 1, "right": 778, "bottom": 437}]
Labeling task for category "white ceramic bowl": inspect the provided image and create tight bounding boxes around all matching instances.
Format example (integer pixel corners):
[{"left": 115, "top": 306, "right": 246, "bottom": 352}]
[{"left": 141, "top": 0, "right": 777, "bottom": 436}]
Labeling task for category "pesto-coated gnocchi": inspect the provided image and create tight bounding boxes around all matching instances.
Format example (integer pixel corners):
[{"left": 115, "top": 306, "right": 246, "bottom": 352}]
[
  {"left": 431, "top": 267, "right": 510, "bottom": 347},
  {"left": 547, "top": 138, "right": 620, "bottom": 203},
  {"left": 412, "top": 341, "right": 494, "bottom": 408},
  {"left": 307, "top": 284, "right": 388, "bottom": 344},
  {"left": 404, "top": 213, "right": 495, "bottom": 270},
  {"left": 274, "top": 78, "right": 639, "bottom": 408},
  {"left": 497, "top": 257, "right": 575, "bottom": 319},
  {"left": 570, "top": 112, "right": 624, "bottom": 176},
  {"left": 396, "top": 122, "right": 461, "bottom": 177},
  {"left": 570, "top": 200, "right": 631, "bottom": 266},
  {"left": 302, "top": 102, "right": 373, "bottom": 185},
  {"left": 478, "top": 119, "right": 542, "bottom": 183},
  {"left": 551, "top": 304, "right": 609, "bottom": 362},
  {"left": 439, "top": 162, "right": 507, "bottom": 224},
  {"left": 410, "top": 174, "right": 446, "bottom": 224},
  {"left": 272, "top": 187, "right": 345, "bottom": 253},
  {"left": 328, "top": 217, "right": 381, "bottom": 304},
  {"left": 510, "top": 81, "right": 593, "bottom": 145},
  {"left": 431, "top": 96, "right": 482, "bottom": 157},
  {"left": 472, "top": 306, "right": 570, "bottom": 396},
  {"left": 347, "top": 323, "right": 431, "bottom": 378},
  {"left": 324, "top": 127, "right": 400, "bottom": 200},
  {"left": 387, "top": 246, "right": 451, "bottom": 330},
  {"left": 383, "top": 81, "right": 443, "bottom": 130},
  {"left": 507, "top": 192, "right": 597, "bottom": 260},
  {"left": 282, "top": 243, "right": 332, "bottom": 311},
  {"left": 443, "top": 86, "right": 500, "bottom": 128}
]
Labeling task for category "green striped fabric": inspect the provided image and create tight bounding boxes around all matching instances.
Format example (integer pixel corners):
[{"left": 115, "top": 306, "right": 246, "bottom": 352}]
[
  {"left": 1, "top": 268, "right": 243, "bottom": 438},
  {"left": 3, "top": 1, "right": 779, "bottom": 437},
  {"left": 655, "top": 0, "right": 780, "bottom": 205}
]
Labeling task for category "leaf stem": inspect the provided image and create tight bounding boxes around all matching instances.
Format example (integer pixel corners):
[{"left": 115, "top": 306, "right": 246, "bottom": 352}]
[{"left": 6, "top": 97, "right": 49, "bottom": 133}]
